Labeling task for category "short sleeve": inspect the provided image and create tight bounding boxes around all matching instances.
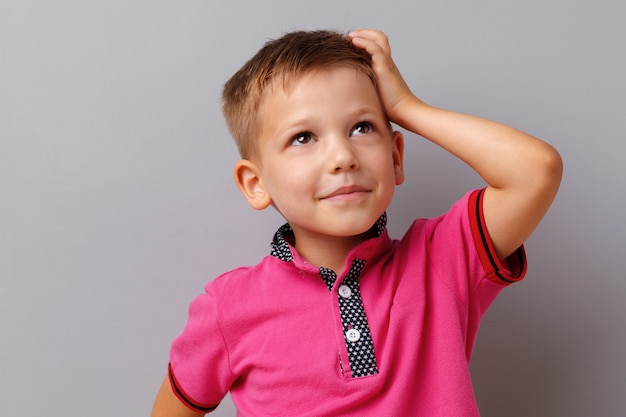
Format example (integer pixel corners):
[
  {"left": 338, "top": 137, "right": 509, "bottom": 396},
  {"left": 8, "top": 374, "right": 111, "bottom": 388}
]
[
  {"left": 168, "top": 285, "right": 236, "bottom": 413},
  {"left": 424, "top": 188, "right": 527, "bottom": 313}
]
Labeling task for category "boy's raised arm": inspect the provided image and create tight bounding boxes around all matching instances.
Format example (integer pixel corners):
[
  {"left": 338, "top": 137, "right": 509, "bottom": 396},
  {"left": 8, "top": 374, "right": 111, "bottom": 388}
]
[{"left": 350, "top": 29, "right": 563, "bottom": 260}]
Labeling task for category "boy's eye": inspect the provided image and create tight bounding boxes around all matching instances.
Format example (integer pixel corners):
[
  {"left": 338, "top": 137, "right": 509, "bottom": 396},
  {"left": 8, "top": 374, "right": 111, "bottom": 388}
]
[
  {"left": 351, "top": 122, "right": 373, "bottom": 136},
  {"left": 290, "top": 132, "right": 314, "bottom": 146}
]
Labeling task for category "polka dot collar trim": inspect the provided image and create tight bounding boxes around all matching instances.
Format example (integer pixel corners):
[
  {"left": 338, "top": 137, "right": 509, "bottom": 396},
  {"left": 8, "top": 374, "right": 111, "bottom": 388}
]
[{"left": 270, "top": 213, "right": 388, "bottom": 263}]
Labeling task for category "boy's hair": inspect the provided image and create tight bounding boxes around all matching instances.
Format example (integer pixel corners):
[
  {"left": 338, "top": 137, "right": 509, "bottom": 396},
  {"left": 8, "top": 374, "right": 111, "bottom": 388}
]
[{"left": 222, "top": 30, "right": 377, "bottom": 159}]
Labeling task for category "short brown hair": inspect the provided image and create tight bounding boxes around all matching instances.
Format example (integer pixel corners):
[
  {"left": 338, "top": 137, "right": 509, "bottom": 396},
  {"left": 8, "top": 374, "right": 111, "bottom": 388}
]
[{"left": 222, "top": 30, "right": 376, "bottom": 159}]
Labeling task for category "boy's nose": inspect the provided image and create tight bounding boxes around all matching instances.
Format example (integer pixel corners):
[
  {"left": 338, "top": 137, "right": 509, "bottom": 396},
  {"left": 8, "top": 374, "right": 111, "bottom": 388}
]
[{"left": 327, "top": 137, "right": 359, "bottom": 172}]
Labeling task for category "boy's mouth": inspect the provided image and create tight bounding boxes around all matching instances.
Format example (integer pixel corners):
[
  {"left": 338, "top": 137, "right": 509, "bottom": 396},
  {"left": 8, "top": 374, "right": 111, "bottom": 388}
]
[{"left": 320, "top": 185, "right": 371, "bottom": 201}]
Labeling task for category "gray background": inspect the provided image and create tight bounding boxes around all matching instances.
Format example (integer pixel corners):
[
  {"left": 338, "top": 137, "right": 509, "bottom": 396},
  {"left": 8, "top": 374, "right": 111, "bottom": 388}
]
[{"left": 1, "top": 0, "right": 624, "bottom": 416}]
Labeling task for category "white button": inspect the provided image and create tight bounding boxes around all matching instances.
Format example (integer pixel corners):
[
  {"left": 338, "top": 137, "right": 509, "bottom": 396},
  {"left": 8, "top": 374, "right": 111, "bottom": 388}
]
[
  {"left": 338, "top": 285, "right": 352, "bottom": 299},
  {"left": 346, "top": 328, "right": 361, "bottom": 342}
]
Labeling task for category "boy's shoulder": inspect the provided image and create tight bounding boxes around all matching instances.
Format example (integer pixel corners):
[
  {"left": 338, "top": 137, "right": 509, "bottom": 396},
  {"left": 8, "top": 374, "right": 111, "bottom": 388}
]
[
  {"left": 207, "top": 259, "right": 271, "bottom": 290},
  {"left": 204, "top": 254, "right": 315, "bottom": 297}
]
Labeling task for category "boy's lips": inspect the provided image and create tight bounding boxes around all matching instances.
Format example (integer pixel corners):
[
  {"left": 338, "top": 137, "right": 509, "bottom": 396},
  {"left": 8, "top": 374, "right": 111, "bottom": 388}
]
[{"left": 320, "top": 185, "right": 371, "bottom": 200}]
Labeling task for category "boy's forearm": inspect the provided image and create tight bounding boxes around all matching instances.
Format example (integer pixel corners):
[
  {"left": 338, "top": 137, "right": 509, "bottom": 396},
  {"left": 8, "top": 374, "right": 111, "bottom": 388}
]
[{"left": 395, "top": 97, "right": 560, "bottom": 191}]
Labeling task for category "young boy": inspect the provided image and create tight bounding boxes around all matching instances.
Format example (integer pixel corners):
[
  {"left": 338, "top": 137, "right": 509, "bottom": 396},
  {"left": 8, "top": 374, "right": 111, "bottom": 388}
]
[{"left": 151, "top": 29, "right": 562, "bottom": 416}]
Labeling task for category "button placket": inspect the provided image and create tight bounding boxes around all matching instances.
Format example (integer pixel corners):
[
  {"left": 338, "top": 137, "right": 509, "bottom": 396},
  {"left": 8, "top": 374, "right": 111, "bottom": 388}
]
[
  {"left": 319, "top": 260, "right": 378, "bottom": 378},
  {"left": 337, "top": 259, "right": 378, "bottom": 378}
]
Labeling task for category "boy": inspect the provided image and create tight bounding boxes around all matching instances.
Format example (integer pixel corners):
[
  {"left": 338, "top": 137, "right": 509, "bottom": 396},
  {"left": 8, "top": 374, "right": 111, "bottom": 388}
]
[{"left": 151, "top": 29, "right": 562, "bottom": 416}]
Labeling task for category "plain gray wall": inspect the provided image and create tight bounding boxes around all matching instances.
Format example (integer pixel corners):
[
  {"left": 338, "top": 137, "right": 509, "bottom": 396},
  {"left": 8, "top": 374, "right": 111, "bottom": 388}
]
[{"left": 1, "top": 0, "right": 625, "bottom": 416}]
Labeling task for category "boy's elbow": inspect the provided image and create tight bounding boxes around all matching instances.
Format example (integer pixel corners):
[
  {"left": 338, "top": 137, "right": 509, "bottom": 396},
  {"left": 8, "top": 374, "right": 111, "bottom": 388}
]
[
  {"left": 533, "top": 143, "right": 563, "bottom": 200},
  {"left": 542, "top": 144, "right": 563, "bottom": 189}
]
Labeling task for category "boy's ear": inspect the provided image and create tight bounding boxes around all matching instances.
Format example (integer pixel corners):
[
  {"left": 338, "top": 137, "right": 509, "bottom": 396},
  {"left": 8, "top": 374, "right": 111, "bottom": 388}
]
[
  {"left": 392, "top": 130, "right": 405, "bottom": 185},
  {"left": 233, "top": 159, "right": 272, "bottom": 210}
]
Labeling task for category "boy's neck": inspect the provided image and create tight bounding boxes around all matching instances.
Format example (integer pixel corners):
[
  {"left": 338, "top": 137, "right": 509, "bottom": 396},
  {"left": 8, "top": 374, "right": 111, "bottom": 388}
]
[{"left": 289, "top": 228, "right": 376, "bottom": 275}]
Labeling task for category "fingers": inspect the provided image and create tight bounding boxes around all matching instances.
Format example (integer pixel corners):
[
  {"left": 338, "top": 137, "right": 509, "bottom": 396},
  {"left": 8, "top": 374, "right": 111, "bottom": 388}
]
[
  {"left": 348, "top": 28, "right": 391, "bottom": 56},
  {"left": 348, "top": 28, "right": 389, "bottom": 45},
  {"left": 348, "top": 28, "right": 414, "bottom": 125}
]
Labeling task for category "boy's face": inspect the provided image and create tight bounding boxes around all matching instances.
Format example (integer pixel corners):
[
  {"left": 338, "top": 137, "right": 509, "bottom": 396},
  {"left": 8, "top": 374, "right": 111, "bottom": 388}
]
[{"left": 235, "top": 66, "right": 404, "bottom": 244}]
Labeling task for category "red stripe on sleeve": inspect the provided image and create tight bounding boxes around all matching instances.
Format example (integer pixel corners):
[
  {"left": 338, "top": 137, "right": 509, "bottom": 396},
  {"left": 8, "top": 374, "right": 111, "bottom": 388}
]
[
  {"left": 168, "top": 363, "right": 219, "bottom": 413},
  {"left": 468, "top": 188, "right": 527, "bottom": 285}
]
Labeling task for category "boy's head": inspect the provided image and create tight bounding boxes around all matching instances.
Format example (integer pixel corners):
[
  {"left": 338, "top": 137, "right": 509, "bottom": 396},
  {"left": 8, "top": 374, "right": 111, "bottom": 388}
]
[
  {"left": 226, "top": 29, "right": 405, "bottom": 247},
  {"left": 222, "top": 30, "right": 377, "bottom": 160}
]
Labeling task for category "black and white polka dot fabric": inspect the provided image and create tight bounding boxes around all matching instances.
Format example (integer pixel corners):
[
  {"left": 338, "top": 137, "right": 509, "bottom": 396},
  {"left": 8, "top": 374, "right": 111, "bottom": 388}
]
[
  {"left": 321, "top": 261, "right": 379, "bottom": 378},
  {"left": 270, "top": 215, "right": 386, "bottom": 379},
  {"left": 270, "top": 223, "right": 295, "bottom": 262}
]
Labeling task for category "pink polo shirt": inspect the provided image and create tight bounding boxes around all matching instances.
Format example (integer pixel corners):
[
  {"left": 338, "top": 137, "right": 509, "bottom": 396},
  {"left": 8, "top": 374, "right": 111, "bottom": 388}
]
[{"left": 168, "top": 188, "right": 526, "bottom": 416}]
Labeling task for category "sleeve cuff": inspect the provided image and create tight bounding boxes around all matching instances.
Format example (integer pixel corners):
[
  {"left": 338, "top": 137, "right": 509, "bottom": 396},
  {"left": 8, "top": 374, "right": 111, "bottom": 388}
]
[
  {"left": 168, "top": 363, "right": 219, "bottom": 413},
  {"left": 468, "top": 188, "right": 527, "bottom": 285}
]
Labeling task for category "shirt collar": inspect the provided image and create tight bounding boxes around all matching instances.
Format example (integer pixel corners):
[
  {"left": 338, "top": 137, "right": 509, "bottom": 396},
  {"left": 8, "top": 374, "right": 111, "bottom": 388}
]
[{"left": 270, "top": 213, "right": 388, "bottom": 263}]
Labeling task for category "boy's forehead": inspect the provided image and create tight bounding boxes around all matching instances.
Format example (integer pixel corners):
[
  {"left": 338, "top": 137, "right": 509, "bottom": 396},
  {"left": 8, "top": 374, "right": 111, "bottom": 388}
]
[
  {"left": 255, "top": 67, "right": 381, "bottom": 130},
  {"left": 263, "top": 65, "right": 375, "bottom": 98}
]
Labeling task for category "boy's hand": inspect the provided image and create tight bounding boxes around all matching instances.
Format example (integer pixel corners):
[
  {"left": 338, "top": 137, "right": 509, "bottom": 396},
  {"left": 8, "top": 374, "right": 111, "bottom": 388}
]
[{"left": 349, "top": 29, "right": 417, "bottom": 126}]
